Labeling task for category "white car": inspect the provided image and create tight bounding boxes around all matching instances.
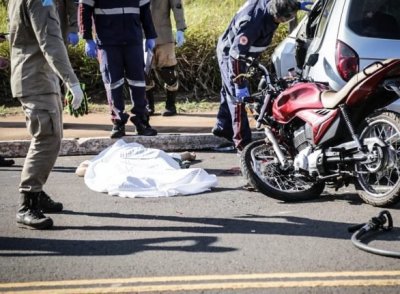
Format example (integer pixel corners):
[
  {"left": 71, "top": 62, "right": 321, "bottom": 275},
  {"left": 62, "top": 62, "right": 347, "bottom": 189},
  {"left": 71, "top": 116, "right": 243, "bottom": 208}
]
[{"left": 272, "top": 0, "right": 400, "bottom": 91}]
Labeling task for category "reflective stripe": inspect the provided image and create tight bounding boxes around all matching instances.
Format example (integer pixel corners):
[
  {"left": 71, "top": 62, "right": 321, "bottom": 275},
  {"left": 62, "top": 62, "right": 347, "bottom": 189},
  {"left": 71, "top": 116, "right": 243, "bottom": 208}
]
[
  {"left": 94, "top": 7, "right": 140, "bottom": 15},
  {"left": 248, "top": 45, "right": 268, "bottom": 53},
  {"left": 230, "top": 49, "right": 240, "bottom": 60},
  {"left": 233, "top": 15, "right": 251, "bottom": 30},
  {"left": 127, "top": 79, "right": 146, "bottom": 87},
  {"left": 139, "top": 0, "right": 150, "bottom": 6},
  {"left": 79, "top": 0, "right": 94, "bottom": 6},
  {"left": 106, "top": 79, "right": 125, "bottom": 90}
]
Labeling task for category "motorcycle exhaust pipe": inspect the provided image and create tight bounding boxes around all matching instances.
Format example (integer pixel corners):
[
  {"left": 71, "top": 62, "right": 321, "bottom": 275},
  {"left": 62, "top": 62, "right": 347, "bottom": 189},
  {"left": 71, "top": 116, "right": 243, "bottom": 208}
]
[{"left": 264, "top": 127, "right": 289, "bottom": 169}]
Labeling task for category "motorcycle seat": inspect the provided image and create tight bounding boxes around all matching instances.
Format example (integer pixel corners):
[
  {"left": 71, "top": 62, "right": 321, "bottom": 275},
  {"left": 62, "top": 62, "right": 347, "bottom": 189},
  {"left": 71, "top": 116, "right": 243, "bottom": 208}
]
[{"left": 320, "top": 59, "right": 395, "bottom": 109}]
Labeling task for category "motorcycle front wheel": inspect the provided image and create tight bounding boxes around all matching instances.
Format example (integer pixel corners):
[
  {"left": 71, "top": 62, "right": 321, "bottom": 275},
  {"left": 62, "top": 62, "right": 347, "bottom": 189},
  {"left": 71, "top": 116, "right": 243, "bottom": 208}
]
[
  {"left": 356, "top": 110, "right": 400, "bottom": 207},
  {"left": 240, "top": 139, "right": 325, "bottom": 202}
]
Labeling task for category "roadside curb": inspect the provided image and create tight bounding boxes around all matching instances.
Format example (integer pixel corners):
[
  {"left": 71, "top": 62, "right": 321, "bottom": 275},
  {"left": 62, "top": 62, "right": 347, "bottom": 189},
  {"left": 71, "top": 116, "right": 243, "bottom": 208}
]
[{"left": 0, "top": 132, "right": 265, "bottom": 157}]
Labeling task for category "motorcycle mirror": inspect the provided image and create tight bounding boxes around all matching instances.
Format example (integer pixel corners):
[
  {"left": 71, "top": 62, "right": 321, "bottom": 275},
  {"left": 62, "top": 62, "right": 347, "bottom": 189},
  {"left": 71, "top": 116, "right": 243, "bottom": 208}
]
[{"left": 306, "top": 53, "right": 319, "bottom": 67}]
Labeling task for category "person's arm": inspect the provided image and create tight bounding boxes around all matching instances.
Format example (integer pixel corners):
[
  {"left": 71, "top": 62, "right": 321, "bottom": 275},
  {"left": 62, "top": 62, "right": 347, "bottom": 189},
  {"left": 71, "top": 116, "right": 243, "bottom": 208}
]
[
  {"left": 66, "top": 0, "right": 78, "bottom": 35},
  {"left": 170, "top": 0, "right": 186, "bottom": 47},
  {"left": 171, "top": 0, "right": 187, "bottom": 32},
  {"left": 228, "top": 20, "right": 262, "bottom": 88},
  {"left": 78, "top": 0, "right": 97, "bottom": 57},
  {"left": 140, "top": 0, "right": 157, "bottom": 40},
  {"left": 78, "top": 0, "right": 95, "bottom": 41},
  {"left": 65, "top": 0, "right": 79, "bottom": 46},
  {"left": 27, "top": 0, "right": 79, "bottom": 85}
]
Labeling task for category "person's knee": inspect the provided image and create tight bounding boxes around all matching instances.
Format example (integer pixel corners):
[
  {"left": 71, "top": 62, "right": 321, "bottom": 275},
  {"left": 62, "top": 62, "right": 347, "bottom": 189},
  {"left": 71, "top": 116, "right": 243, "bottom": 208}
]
[{"left": 158, "top": 66, "right": 179, "bottom": 91}]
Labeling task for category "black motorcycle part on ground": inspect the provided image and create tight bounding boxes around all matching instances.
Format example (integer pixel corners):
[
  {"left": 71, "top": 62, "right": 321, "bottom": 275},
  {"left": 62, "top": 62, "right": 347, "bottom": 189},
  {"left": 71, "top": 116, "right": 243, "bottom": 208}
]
[{"left": 349, "top": 210, "right": 400, "bottom": 258}]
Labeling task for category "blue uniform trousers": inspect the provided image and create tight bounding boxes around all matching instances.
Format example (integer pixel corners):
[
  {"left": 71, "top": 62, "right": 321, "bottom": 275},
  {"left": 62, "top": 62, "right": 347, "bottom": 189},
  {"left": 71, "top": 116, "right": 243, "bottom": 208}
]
[
  {"left": 99, "top": 44, "right": 147, "bottom": 123},
  {"left": 215, "top": 53, "right": 252, "bottom": 151}
]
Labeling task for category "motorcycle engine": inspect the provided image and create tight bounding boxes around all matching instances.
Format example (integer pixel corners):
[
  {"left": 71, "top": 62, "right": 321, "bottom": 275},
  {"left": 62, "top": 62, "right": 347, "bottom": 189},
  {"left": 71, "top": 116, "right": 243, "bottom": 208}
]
[{"left": 293, "top": 126, "right": 323, "bottom": 176}]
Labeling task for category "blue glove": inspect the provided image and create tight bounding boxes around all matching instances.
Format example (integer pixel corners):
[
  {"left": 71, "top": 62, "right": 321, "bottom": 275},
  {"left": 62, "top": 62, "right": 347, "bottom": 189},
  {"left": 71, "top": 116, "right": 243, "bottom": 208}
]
[
  {"left": 176, "top": 30, "right": 185, "bottom": 48},
  {"left": 299, "top": 1, "right": 314, "bottom": 11},
  {"left": 85, "top": 40, "right": 97, "bottom": 58},
  {"left": 42, "top": 0, "right": 53, "bottom": 6},
  {"left": 145, "top": 39, "right": 156, "bottom": 52},
  {"left": 67, "top": 32, "right": 79, "bottom": 46},
  {"left": 234, "top": 85, "right": 250, "bottom": 103}
]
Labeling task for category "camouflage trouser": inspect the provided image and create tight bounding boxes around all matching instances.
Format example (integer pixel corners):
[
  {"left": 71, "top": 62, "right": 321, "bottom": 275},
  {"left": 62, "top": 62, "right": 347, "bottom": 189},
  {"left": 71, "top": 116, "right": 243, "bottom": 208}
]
[
  {"left": 153, "top": 42, "right": 177, "bottom": 68},
  {"left": 18, "top": 93, "right": 63, "bottom": 193}
]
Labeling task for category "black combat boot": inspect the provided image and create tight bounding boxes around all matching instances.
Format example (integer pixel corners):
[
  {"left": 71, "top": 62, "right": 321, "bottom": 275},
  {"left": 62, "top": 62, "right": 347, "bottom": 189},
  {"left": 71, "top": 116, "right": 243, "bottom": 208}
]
[
  {"left": 130, "top": 114, "right": 157, "bottom": 136},
  {"left": 110, "top": 123, "right": 126, "bottom": 139},
  {"left": 211, "top": 125, "right": 233, "bottom": 142},
  {"left": 161, "top": 91, "right": 177, "bottom": 116},
  {"left": 38, "top": 191, "right": 63, "bottom": 213},
  {"left": 16, "top": 192, "right": 53, "bottom": 230},
  {"left": 0, "top": 155, "right": 14, "bottom": 167},
  {"left": 110, "top": 113, "right": 129, "bottom": 139},
  {"left": 146, "top": 89, "right": 155, "bottom": 116}
]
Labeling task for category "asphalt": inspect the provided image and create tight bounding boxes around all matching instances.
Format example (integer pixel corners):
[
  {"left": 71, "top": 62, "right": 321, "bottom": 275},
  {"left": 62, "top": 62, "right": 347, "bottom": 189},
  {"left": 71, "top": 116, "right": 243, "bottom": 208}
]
[{"left": 0, "top": 111, "right": 263, "bottom": 157}]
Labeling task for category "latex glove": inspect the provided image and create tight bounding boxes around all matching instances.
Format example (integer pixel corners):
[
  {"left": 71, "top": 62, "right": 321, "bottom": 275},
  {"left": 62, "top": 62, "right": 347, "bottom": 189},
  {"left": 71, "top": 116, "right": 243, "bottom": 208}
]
[
  {"left": 145, "top": 38, "right": 156, "bottom": 52},
  {"left": 85, "top": 40, "right": 97, "bottom": 58},
  {"left": 68, "top": 83, "right": 84, "bottom": 110},
  {"left": 67, "top": 32, "right": 79, "bottom": 46},
  {"left": 176, "top": 30, "right": 185, "bottom": 48},
  {"left": 42, "top": 0, "right": 53, "bottom": 6},
  {"left": 299, "top": 1, "right": 314, "bottom": 11},
  {"left": 234, "top": 85, "right": 250, "bottom": 103}
]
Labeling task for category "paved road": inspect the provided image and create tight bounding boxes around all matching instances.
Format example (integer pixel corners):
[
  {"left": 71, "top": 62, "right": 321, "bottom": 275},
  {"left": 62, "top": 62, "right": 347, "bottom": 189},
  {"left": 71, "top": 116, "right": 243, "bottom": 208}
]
[{"left": 0, "top": 151, "right": 399, "bottom": 293}]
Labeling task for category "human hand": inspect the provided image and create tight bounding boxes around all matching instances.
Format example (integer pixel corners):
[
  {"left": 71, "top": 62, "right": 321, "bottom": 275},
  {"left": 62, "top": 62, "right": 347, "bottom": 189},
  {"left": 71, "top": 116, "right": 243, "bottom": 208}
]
[
  {"left": 299, "top": 1, "right": 314, "bottom": 12},
  {"left": 85, "top": 40, "right": 97, "bottom": 58},
  {"left": 176, "top": 30, "right": 185, "bottom": 48},
  {"left": 234, "top": 85, "right": 250, "bottom": 103},
  {"left": 67, "top": 83, "right": 84, "bottom": 110},
  {"left": 67, "top": 32, "right": 79, "bottom": 46},
  {"left": 145, "top": 39, "right": 156, "bottom": 52},
  {"left": 41, "top": 0, "right": 54, "bottom": 6}
]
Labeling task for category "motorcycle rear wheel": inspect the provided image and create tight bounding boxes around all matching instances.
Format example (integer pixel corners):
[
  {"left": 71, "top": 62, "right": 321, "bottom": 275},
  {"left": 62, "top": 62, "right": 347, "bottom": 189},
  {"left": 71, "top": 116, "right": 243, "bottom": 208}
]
[
  {"left": 356, "top": 110, "right": 400, "bottom": 207},
  {"left": 240, "top": 139, "right": 325, "bottom": 202}
]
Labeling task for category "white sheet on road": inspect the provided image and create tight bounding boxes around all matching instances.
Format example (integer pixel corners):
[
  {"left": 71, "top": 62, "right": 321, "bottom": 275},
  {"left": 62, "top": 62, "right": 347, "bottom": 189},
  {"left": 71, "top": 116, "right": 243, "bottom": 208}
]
[{"left": 84, "top": 140, "right": 218, "bottom": 198}]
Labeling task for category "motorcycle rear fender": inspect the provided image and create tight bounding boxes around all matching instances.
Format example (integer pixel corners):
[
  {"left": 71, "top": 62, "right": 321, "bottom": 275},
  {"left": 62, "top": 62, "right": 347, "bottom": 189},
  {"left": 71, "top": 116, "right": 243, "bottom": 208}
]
[{"left": 346, "top": 59, "right": 400, "bottom": 107}]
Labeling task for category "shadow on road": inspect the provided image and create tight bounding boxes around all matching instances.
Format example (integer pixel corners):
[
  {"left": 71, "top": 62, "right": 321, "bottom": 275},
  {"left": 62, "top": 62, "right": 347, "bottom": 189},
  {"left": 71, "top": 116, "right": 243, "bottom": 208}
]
[
  {"left": 0, "top": 213, "right": 368, "bottom": 257},
  {"left": 0, "top": 235, "right": 234, "bottom": 257}
]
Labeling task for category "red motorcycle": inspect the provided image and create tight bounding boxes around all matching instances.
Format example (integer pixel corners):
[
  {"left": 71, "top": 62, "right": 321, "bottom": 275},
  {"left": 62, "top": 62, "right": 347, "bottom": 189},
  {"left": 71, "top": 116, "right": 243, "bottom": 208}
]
[{"left": 240, "top": 58, "right": 400, "bottom": 207}]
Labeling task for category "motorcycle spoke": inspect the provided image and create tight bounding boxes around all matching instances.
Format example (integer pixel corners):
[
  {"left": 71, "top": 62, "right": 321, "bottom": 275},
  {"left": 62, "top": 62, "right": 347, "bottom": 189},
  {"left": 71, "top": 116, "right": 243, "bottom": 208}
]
[
  {"left": 253, "top": 159, "right": 312, "bottom": 192},
  {"left": 358, "top": 118, "right": 400, "bottom": 196}
]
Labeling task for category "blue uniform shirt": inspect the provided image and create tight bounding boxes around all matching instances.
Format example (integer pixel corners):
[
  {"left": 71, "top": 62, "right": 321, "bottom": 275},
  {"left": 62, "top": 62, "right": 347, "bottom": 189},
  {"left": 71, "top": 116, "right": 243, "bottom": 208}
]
[
  {"left": 217, "top": 0, "right": 278, "bottom": 88},
  {"left": 79, "top": 0, "right": 157, "bottom": 46}
]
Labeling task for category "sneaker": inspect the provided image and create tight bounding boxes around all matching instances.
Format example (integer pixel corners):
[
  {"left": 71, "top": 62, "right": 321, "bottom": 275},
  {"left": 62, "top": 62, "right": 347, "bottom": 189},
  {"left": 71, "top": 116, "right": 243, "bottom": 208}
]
[
  {"left": 16, "top": 209, "right": 53, "bottom": 230},
  {"left": 38, "top": 191, "right": 63, "bottom": 213},
  {"left": 110, "top": 124, "right": 126, "bottom": 139}
]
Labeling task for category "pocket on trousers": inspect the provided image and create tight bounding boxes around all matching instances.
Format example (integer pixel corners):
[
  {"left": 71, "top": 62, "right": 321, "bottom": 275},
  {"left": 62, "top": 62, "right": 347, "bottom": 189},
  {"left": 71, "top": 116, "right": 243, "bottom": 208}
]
[{"left": 25, "top": 109, "right": 56, "bottom": 138}]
